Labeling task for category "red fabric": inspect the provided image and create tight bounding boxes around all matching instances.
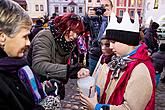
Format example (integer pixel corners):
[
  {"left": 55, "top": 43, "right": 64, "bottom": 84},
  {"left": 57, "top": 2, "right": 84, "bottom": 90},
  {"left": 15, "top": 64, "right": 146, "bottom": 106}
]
[
  {"left": 100, "top": 43, "right": 155, "bottom": 109},
  {"left": 67, "top": 57, "right": 71, "bottom": 65}
]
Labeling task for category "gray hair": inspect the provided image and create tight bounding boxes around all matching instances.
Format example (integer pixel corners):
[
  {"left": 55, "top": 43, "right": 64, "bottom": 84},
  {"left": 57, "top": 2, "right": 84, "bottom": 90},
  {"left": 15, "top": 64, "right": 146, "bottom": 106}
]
[{"left": 0, "top": 0, "right": 32, "bottom": 37}]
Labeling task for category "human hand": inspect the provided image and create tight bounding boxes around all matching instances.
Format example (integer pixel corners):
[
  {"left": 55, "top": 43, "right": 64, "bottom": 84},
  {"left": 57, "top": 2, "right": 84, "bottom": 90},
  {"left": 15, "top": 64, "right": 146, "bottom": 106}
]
[
  {"left": 67, "top": 63, "right": 83, "bottom": 79},
  {"left": 77, "top": 68, "right": 90, "bottom": 78},
  {"left": 79, "top": 92, "right": 98, "bottom": 110}
]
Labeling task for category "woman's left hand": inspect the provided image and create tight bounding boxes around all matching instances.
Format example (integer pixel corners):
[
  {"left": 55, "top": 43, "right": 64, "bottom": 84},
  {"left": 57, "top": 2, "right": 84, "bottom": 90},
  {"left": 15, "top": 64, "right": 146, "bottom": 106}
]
[
  {"left": 80, "top": 92, "right": 98, "bottom": 110},
  {"left": 77, "top": 68, "right": 90, "bottom": 78}
]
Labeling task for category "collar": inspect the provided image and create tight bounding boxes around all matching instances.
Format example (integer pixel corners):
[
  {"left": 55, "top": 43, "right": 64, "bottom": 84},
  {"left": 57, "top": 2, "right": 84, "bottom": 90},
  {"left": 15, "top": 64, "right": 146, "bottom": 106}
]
[{"left": 122, "top": 44, "right": 141, "bottom": 60}]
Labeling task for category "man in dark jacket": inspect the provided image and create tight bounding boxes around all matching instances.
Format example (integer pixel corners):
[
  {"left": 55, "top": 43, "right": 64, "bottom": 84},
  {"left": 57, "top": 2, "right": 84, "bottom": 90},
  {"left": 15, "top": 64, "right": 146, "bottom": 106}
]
[
  {"left": 152, "top": 43, "right": 165, "bottom": 85},
  {"left": 83, "top": 0, "right": 113, "bottom": 75},
  {"left": 144, "top": 22, "right": 159, "bottom": 55}
]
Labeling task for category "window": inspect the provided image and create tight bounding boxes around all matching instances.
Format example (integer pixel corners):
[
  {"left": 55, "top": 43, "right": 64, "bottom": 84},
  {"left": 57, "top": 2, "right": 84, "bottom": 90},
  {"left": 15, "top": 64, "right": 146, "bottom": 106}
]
[
  {"left": 137, "top": 11, "right": 141, "bottom": 16},
  {"left": 138, "top": 0, "right": 142, "bottom": 7},
  {"left": 63, "top": 7, "right": 67, "bottom": 12},
  {"left": 70, "top": 7, "right": 75, "bottom": 13},
  {"left": 55, "top": 6, "right": 59, "bottom": 13},
  {"left": 147, "top": 2, "right": 150, "bottom": 10},
  {"left": 154, "top": 0, "right": 158, "bottom": 9},
  {"left": 130, "top": 0, "right": 135, "bottom": 7},
  {"left": 119, "top": 0, "right": 124, "bottom": 6},
  {"left": 88, "top": 0, "right": 91, "bottom": 3},
  {"left": 40, "top": 5, "right": 44, "bottom": 11},
  {"left": 130, "top": 10, "right": 134, "bottom": 17},
  {"left": 97, "top": 0, "right": 100, "bottom": 3},
  {"left": 79, "top": 7, "right": 82, "bottom": 13},
  {"left": 119, "top": 10, "right": 124, "bottom": 17},
  {"left": 35, "top": 5, "right": 39, "bottom": 11}
]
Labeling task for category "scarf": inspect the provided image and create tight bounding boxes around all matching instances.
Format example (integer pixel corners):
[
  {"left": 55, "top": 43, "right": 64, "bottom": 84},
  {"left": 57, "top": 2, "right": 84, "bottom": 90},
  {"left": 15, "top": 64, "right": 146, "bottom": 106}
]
[
  {"left": 101, "top": 43, "right": 155, "bottom": 109},
  {"left": 49, "top": 22, "right": 75, "bottom": 54},
  {"left": 0, "top": 56, "right": 27, "bottom": 74},
  {"left": 107, "top": 55, "right": 132, "bottom": 79},
  {"left": 0, "top": 52, "right": 45, "bottom": 104},
  {"left": 100, "top": 54, "right": 114, "bottom": 64}
]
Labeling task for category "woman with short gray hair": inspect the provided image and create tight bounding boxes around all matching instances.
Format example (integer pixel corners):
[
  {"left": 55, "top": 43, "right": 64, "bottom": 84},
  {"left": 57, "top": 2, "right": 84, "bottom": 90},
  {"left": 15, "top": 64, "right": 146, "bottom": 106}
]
[{"left": 0, "top": 0, "right": 45, "bottom": 109}]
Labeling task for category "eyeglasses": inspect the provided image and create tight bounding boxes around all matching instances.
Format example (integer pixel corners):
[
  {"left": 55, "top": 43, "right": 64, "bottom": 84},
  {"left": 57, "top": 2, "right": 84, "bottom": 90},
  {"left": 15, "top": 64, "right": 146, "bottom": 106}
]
[{"left": 70, "top": 15, "right": 81, "bottom": 21}]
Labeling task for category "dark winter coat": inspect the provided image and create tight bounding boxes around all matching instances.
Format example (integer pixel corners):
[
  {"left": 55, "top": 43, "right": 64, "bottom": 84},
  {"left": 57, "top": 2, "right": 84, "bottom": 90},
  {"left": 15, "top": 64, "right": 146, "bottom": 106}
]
[
  {"left": 0, "top": 48, "right": 44, "bottom": 110},
  {"left": 83, "top": 16, "right": 108, "bottom": 60},
  {"left": 144, "top": 28, "right": 159, "bottom": 54},
  {"left": 151, "top": 51, "right": 165, "bottom": 74}
]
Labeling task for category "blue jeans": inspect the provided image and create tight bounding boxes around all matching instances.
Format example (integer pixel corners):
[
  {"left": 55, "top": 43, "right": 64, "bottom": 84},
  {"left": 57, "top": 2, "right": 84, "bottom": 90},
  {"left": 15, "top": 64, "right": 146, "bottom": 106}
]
[
  {"left": 156, "top": 73, "right": 160, "bottom": 87},
  {"left": 88, "top": 58, "right": 98, "bottom": 75}
]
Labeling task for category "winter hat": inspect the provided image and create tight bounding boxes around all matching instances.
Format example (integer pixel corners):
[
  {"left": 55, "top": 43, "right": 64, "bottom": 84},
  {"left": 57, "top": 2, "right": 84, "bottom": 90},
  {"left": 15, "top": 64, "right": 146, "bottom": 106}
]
[
  {"left": 151, "top": 22, "right": 159, "bottom": 30},
  {"left": 160, "top": 43, "right": 165, "bottom": 52},
  {"left": 36, "top": 19, "right": 43, "bottom": 26},
  {"left": 105, "top": 12, "right": 140, "bottom": 46}
]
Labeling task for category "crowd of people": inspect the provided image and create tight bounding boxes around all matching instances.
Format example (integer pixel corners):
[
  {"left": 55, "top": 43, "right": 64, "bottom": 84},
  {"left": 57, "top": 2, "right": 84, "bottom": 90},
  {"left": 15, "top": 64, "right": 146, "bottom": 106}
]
[{"left": 0, "top": 0, "right": 165, "bottom": 110}]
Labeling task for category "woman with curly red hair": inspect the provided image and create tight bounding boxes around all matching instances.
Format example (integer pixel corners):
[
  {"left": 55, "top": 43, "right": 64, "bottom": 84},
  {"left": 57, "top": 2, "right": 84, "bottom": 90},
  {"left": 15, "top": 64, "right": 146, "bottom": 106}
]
[{"left": 27, "top": 13, "right": 84, "bottom": 99}]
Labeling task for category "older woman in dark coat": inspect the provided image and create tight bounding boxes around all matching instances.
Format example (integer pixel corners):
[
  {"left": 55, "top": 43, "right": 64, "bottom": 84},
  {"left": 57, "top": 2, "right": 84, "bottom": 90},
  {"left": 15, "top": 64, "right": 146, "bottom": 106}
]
[{"left": 0, "top": 0, "right": 45, "bottom": 109}]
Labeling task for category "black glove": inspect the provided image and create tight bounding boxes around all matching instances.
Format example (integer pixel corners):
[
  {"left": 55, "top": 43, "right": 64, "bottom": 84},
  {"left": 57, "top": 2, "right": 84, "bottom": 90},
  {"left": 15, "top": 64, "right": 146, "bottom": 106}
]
[
  {"left": 67, "top": 63, "right": 82, "bottom": 79},
  {"left": 43, "top": 79, "right": 65, "bottom": 100}
]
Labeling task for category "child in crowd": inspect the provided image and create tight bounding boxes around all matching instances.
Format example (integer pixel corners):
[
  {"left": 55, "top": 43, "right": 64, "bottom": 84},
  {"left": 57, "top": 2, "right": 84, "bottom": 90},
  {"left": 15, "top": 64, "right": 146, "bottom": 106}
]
[
  {"left": 78, "top": 33, "right": 114, "bottom": 98},
  {"left": 78, "top": 12, "right": 155, "bottom": 110}
]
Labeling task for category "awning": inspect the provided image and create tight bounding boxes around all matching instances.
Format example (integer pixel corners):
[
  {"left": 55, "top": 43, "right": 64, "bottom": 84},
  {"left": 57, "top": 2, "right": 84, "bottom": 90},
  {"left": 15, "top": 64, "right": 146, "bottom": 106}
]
[
  {"left": 13, "top": 0, "right": 27, "bottom": 5},
  {"left": 68, "top": 1, "right": 77, "bottom": 6}
]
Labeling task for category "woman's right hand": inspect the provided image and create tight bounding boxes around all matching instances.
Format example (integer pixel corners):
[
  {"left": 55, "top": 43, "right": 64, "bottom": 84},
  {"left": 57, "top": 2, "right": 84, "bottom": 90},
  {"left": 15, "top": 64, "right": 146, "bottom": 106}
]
[{"left": 77, "top": 68, "right": 90, "bottom": 78}]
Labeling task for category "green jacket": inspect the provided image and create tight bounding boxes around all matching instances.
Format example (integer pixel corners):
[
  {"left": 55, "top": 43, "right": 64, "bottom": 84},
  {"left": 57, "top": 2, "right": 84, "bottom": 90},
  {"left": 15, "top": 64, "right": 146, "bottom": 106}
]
[{"left": 27, "top": 29, "right": 70, "bottom": 82}]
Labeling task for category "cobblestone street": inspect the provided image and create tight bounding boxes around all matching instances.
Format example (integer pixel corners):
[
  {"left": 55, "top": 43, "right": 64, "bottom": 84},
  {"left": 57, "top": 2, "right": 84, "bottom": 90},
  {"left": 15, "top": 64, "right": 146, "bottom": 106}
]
[
  {"left": 155, "top": 81, "right": 165, "bottom": 110},
  {"left": 61, "top": 79, "right": 165, "bottom": 110},
  {"left": 61, "top": 79, "right": 87, "bottom": 110}
]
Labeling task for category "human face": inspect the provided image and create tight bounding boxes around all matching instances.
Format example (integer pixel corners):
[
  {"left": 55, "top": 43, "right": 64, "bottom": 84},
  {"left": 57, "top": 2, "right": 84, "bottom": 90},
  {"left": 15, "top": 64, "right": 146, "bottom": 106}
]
[
  {"left": 88, "top": 7, "right": 96, "bottom": 17},
  {"left": 110, "top": 40, "right": 133, "bottom": 56},
  {"left": 64, "top": 31, "right": 78, "bottom": 42},
  {"left": 3, "top": 28, "right": 30, "bottom": 57},
  {"left": 101, "top": 0, "right": 113, "bottom": 16},
  {"left": 100, "top": 39, "right": 112, "bottom": 55}
]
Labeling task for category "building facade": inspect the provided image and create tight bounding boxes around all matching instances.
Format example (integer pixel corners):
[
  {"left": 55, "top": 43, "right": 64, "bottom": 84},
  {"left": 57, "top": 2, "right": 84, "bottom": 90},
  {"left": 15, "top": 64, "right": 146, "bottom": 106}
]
[
  {"left": 85, "top": 0, "right": 143, "bottom": 23},
  {"left": 26, "top": 0, "right": 48, "bottom": 20},
  {"left": 143, "top": 0, "right": 165, "bottom": 27},
  {"left": 48, "top": 0, "right": 85, "bottom": 17},
  {"left": 14, "top": 0, "right": 144, "bottom": 21},
  {"left": 13, "top": 0, "right": 27, "bottom": 10}
]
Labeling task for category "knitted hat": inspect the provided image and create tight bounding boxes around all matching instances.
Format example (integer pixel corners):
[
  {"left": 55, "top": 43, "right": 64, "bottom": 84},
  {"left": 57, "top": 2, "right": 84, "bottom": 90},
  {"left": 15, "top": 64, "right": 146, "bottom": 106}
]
[
  {"left": 105, "top": 12, "right": 140, "bottom": 46},
  {"left": 101, "top": 32, "right": 111, "bottom": 40}
]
